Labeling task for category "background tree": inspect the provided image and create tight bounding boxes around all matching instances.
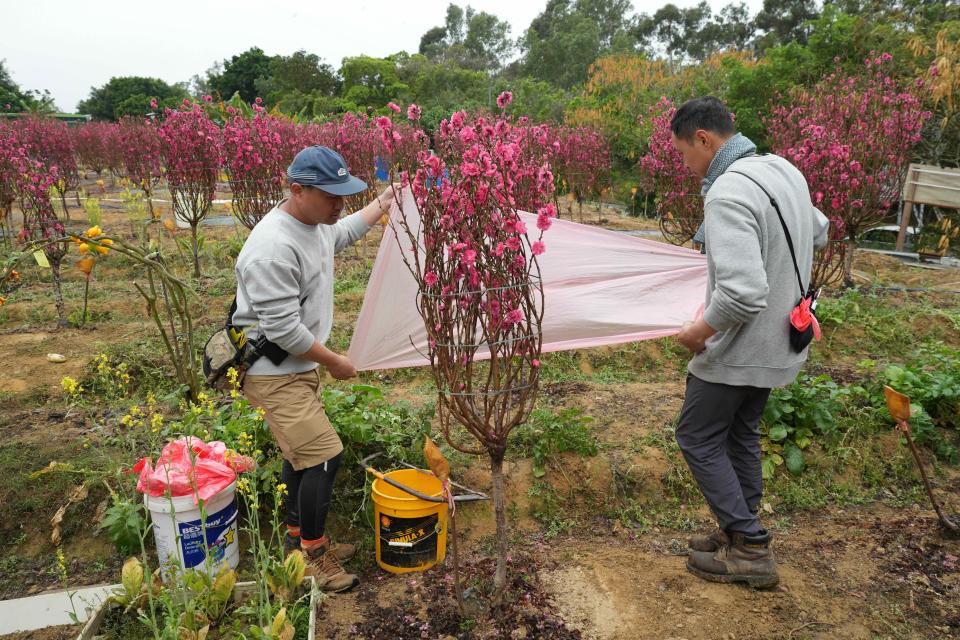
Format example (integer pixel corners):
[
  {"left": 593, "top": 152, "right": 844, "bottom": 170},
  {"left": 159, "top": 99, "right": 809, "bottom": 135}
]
[
  {"left": 78, "top": 76, "right": 187, "bottom": 120},
  {"left": 753, "top": 0, "right": 820, "bottom": 51},
  {"left": 208, "top": 47, "right": 276, "bottom": 103},
  {"left": 254, "top": 50, "right": 339, "bottom": 110},
  {"left": 339, "top": 56, "right": 409, "bottom": 110},
  {"left": 766, "top": 55, "right": 931, "bottom": 285},
  {"left": 419, "top": 4, "right": 514, "bottom": 72},
  {"left": 0, "top": 60, "right": 57, "bottom": 113},
  {"left": 523, "top": 9, "right": 602, "bottom": 88}
]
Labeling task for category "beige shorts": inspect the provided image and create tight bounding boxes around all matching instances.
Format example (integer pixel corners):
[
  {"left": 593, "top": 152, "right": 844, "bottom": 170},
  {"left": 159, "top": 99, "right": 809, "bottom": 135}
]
[{"left": 242, "top": 368, "right": 343, "bottom": 471}]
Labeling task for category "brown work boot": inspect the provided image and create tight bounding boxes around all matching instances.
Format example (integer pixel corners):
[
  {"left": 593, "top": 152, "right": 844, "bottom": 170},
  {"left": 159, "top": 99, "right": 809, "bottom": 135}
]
[
  {"left": 291, "top": 536, "right": 355, "bottom": 562},
  {"left": 303, "top": 543, "right": 360, "bottom": 593},
  {"left": 686, "top": 530, "right": 779, "bottom": 589},
  {"left": 326, "top": 539, "right": 356, "bottom": 563},
  {"left": 688, "top": 527, "right": 730, "bottom": 553}
]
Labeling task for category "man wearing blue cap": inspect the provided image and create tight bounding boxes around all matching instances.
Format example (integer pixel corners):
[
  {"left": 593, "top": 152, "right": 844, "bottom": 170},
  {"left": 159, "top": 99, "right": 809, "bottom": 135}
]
[{"left": 234, "top": 145, "right": 394, "bottom": 592}]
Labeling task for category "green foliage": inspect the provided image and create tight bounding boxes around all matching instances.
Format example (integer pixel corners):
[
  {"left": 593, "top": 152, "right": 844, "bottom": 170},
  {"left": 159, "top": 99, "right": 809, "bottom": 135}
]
[
  {"left": 340, "top": 56, "right": 409, "bottom": 110},
  {"left": 255, "top": 50, "right": 339, "bottom": 108},
  {"left": 762, "top": 343, "right": 960, "bottom": 480},
  {"left": 418, "top": 3, "right": 515, "bottom": 72},
  {"left": 761, "top": 374, "right": 849, "bottom": 478},
  {"left": 322, "top": 384, "right": 434, "bottom": 470},
  {"left": 209, "top": 47, "right": 275, "bottom": 103},
  {"left": 78, "top": 76, "right": 188, "bottom": 121},
  {"left": 1, "top": 60, "right": 56, "bottom": 113},
  {"left": 814, "top": 288, "right": 862, "bottom": 326},
  {"left": 873, "top": 343, "right": 960, "bottom": 461},
  {"left": 510, "top": 408, "right": 598, "bottom": 477},
  {"left": 99, "top": 496, "right": 146, "bottom": 556}
]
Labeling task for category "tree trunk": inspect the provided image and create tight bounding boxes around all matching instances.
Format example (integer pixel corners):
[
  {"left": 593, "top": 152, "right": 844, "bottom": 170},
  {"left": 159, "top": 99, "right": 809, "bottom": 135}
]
[
  {"left": 59, "top": 191, "right": 70, "bottom": 221},
  {"left": 489, "top": 453, "right": 508, "bottom": 593},
  {"left": 190, "top": 222, "right": 201, "bottom": 279},
  {"left": 75, "top": 190, "right": 82, "bottom": 208},
  {"left": 843, "top": 236, "right": 857, "bottom": 288},
  {"left": 50, "top": 258, "right": 68, "bottom": 327}
]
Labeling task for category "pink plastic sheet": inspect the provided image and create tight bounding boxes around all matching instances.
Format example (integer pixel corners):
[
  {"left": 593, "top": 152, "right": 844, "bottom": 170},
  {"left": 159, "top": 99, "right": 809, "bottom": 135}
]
[
  {"left": 348, "top": 189, "right": 707, "bottom": 371},
  {"left": 133, "top": 436, "right": 255, "bottom": 502}
]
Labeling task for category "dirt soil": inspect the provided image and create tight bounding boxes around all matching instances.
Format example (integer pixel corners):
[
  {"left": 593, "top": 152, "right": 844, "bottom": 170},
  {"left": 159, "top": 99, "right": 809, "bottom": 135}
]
[
  {"left": 309, "top": 503, "right": 958, "bottom": 639},
  {"left": 0, "top": 626, "right": 81, "bottom": 640}
]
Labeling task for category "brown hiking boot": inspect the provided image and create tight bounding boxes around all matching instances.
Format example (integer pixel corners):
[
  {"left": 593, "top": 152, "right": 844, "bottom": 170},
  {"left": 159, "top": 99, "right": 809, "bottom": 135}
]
[
  {"left": 686, "top": 530, "right": 779, "bottom": 589},
  {"left": 303, "top": 543, "right": 360, "bottom": 593},
  {"left": 288, "top": 535, "right": 355, "bottom": 562},
  {"left": 688, "top": 527, "right": 730, "bottom": 553},
  {"left": 326, "top": 540, "right": 356, "bottom": 563}
]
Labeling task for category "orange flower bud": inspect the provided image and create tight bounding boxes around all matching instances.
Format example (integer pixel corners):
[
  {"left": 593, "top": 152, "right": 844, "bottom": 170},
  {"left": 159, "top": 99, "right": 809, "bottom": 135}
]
[
  {"left": 94, "top": 245, "right": 110, "bottom": 255},
  {"left": 78, "top": 257, "right": 95, "bottom": 276},
  {"left": 78, "top": 243, "right": 90, "bottom": 254},
  {"left": 0, "top": 295, "right": 6, "bottom": 307},
  {"left": 8, "top": 270, "right": 19, "bottom": 282},
  {"left": 84, "top": 225, "right": 102, "bottom": 238},
  {"left": 163, "top": 219, "right": 176, "bottom": 233}
]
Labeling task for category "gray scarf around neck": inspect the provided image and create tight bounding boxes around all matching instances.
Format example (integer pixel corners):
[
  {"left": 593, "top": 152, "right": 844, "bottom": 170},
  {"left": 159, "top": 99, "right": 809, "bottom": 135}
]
[{"left": 692, "top": 133, "right": 757, "bottom": 251}]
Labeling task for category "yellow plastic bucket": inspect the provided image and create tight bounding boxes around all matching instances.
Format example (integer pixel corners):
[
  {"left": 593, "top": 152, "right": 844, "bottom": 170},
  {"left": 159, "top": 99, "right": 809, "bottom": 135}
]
[{"left": 371, "top": 469, "right": 448, "bottom": 574}]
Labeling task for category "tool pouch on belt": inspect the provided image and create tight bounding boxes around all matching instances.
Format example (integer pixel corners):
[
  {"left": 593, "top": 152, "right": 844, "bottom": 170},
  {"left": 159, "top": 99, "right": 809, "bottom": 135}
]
[
  {"left": 728, "top": 170, "right": 822, "bottom": 354},
  {"left": 202, "top": 324, "right": 249, "bottom": 390},
  {"left": 202, "top": 296, "right": 307, "bottom": 389}
]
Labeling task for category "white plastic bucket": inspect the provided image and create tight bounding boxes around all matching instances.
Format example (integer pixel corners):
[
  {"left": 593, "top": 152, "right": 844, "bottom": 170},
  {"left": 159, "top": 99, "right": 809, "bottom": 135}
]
[{"left": 144, "top": 481, "right": 240, "bottom": 578}]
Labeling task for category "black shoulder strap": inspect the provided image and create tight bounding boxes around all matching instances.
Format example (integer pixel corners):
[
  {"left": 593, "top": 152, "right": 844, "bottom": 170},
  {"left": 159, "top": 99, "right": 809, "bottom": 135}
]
[
  {"left": 727, "top": 170, "right": 806, "bottom": 296},
  {"left": 226, "top": 296, "right": 238, "bottom": 328}
]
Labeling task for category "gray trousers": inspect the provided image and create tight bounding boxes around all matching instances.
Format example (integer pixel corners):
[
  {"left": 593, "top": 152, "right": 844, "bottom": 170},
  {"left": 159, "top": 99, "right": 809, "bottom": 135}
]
[{"left": 675, "top": 373, "right": 771, "bottom": 535}]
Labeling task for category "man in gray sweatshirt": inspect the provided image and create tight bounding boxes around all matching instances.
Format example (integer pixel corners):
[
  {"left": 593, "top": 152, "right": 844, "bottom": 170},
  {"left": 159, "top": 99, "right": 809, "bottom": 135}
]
[
  {"left": 234, "top": 145, "right": 394, "bottom": 592},
  {"left": 669, "top": 97, "right": 829, "bottom": 588}
]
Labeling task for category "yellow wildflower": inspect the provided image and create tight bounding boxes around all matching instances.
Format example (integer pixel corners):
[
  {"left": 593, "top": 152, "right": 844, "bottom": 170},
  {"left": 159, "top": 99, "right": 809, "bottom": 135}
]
[
  {"left": 150, "top": 413, "right": 164, "bottom": 433},
  {"left": 84, "top": 225, "right": 102, "bottom": 238},
  {"left": 61, "top": 376, "right": 83, "bottom": 397},
  {"left": 276, "top": 483, "right": 288, "bottom": 496},
  {"left": 78, "top": 243, "right": 90, "bottom": 255}
]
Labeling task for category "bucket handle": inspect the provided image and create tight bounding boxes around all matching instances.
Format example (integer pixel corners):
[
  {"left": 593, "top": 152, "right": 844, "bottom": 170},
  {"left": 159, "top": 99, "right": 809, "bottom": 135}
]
[
  {"left": 359, "top": 453, "right": 489, "bottom": 503},
  {"left": 360, "top": 453, "right": 445, "bottom": 503}
]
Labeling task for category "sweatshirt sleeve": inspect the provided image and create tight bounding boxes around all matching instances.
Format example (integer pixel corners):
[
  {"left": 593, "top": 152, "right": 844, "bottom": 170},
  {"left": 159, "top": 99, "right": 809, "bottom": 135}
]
[
  {"left": 331, "top": 211, "right": 371, "bottom": 253},
  {"left": 701, "top": 197, "right": 770, "bottom": 332},
  {"left": 239, "top": 258, "right": 315, "bottom": 356},
  {"left": 812, "top": 206, "right": 830, "bottom": 249}
]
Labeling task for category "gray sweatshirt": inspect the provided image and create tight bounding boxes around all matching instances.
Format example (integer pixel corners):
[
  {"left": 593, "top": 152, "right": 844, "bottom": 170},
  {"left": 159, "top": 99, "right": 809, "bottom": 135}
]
[
  {"left": 233, "top": 203, "right": 370, "bottom": 376},
  {"left": 689, "top": 154, "right": 830, "bottom": 388}
]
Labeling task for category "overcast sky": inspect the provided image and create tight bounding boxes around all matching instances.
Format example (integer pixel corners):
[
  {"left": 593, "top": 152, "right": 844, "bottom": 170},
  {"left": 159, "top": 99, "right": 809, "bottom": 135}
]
[{"left": 4, "top": 0, "right": 764, "bottom": 112}]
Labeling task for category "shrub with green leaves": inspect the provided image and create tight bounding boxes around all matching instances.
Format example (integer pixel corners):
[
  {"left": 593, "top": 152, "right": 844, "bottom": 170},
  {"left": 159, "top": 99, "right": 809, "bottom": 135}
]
[
  {"left": 872, "top": 343, "right": 960, "bottom": 462},
  {"left": 510, "top": 408, "right": 598, "bottom": 477},
  {"left": 323, "top": 384, "right": 434, "bottom": 470},
  {"left": 100, "top": 496, "right": 147, "bottom": 556},
  {"left": 761, "top": 374, "right": 848, "bottom": 478}
]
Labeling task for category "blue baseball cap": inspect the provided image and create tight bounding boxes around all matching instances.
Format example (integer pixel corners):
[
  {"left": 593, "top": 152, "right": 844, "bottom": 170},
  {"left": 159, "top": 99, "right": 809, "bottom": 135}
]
[{"left": 286, "top": 146, "right": 368, "bottom": 196}]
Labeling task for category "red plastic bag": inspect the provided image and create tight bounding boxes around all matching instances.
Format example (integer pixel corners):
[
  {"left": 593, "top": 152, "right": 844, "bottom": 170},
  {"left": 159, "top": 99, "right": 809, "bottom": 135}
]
[
  {"left": 132, "top": 437, "right": 255, "bottom": 503},
  {"left": 789, "top": 296, "right": 822, "bottom": 339}
]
